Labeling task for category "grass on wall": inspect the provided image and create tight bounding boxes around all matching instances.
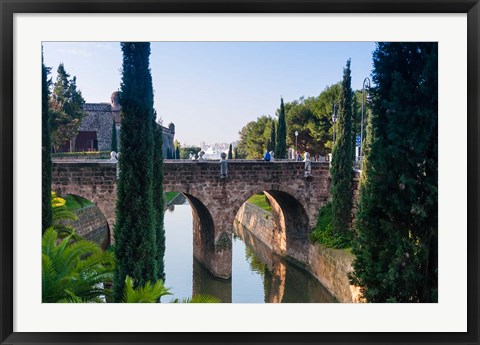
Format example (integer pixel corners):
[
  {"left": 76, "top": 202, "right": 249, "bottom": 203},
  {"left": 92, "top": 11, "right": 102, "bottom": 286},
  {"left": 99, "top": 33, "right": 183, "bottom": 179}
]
[{"left": 247, "top": 193, "right": 272, "bottom": 213}]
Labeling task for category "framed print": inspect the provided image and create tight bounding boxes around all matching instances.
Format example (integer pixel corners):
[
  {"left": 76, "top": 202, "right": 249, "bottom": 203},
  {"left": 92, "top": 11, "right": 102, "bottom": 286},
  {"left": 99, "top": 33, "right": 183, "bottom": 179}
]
[{"left": 1, "top": 0, "right": 479, "bottom": 344}]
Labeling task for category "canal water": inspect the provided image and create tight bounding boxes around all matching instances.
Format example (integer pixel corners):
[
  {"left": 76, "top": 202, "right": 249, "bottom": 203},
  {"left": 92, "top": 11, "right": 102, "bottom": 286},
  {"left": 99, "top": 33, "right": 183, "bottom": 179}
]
[{"left": 162, "top": 203, "right": 337, "bottom": 303}]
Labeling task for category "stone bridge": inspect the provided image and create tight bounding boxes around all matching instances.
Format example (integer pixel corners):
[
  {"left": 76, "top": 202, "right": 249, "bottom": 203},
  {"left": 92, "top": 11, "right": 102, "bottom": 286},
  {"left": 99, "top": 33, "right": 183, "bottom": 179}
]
[{"left": 51, "top": 160, "right": 334, "bottom": 279}]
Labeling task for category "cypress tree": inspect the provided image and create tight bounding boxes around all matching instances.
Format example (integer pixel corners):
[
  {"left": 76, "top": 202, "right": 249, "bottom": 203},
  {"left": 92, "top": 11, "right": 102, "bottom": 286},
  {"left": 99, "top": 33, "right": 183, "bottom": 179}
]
[
  {"left": 330, "top": 59, "right": 354, "bottom": 234},
  {"left": 228, "top": 144, "right": 233, "bottom": 159},
  {"left": 42, "top": 50, "right": 53, "bottom": 232},
  {"left": 152, "top": 118, "right": 165, "bottom": 281},
  {"left": 114, "top": 42, "right": 157, "bottom": 301},
  {"left": 234, "top": 147, "right": 238, "bottom": 160},
  {"left": 110, "top": 119, "right": 118, "bottom": 152},
  {"left": 270, "top": 120, "right": 276, "bottom": 154},
  {"left": 350, "top": 43, "right": 438, "bottom": 302},
  {"left": 175, "top": 146, "right": 180, "bottom": 160},
  {"left": 275, "top": 98, "right": 287, "bottom": 159}
]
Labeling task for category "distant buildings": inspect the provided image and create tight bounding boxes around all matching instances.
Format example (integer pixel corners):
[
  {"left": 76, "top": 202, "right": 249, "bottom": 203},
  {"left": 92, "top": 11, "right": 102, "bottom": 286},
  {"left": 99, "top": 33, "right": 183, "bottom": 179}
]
[{"left": 57, "top": 92, "right": 175, "bottom": 159}]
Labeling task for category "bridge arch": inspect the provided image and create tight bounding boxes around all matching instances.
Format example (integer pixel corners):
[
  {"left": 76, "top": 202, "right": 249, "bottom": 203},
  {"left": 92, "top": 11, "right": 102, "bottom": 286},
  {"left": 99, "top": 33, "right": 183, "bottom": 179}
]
[
  {"left": 51, "top": 190, "right": 111, "bottom": 248},
  {"left": 231, "top": 185, "right": 310, "bottom": 263}
]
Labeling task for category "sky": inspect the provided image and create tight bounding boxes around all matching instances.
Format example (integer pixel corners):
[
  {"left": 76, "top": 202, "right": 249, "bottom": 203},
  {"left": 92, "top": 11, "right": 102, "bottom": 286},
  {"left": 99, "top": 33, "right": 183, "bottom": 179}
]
[{"left": 43, "top": 42, "right": 376, "bottom": 147}]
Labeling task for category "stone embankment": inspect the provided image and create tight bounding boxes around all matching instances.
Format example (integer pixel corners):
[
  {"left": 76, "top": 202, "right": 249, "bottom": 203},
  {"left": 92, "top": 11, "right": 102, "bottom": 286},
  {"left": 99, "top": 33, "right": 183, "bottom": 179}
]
[
  {"left": 235, "top": 202, "right": 361, "bottom": 303},
  {"left": 58, "top": 205, "right": 110, "bottom": 249}
]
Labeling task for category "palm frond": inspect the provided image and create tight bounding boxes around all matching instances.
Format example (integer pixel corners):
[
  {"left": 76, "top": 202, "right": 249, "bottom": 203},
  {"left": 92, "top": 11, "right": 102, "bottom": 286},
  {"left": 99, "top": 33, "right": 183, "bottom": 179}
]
[
  {"left": 171, "top": 294, "right": 221, "bottom": 303},
  {"left": 122, "top": 276, "right": 172, "bottom": 303}
]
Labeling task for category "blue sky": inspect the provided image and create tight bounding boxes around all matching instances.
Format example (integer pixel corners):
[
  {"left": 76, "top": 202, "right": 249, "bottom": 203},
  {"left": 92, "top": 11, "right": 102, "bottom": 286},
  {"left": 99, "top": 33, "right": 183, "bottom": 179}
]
[{"left": 43, "top": 42, "right": 376, "bottom": 146}]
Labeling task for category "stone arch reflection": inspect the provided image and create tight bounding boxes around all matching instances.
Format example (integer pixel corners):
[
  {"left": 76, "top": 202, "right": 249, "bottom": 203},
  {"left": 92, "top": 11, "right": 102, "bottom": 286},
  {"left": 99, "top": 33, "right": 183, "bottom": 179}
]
[{"left": 58, "top": 193, "right": 110, "bottom": 249}]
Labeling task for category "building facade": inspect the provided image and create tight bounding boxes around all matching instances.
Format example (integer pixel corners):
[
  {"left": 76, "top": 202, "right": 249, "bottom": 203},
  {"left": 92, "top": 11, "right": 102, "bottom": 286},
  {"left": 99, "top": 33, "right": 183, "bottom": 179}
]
[{"left": 65, "top": 92, "right": 175, "bottom": 159}]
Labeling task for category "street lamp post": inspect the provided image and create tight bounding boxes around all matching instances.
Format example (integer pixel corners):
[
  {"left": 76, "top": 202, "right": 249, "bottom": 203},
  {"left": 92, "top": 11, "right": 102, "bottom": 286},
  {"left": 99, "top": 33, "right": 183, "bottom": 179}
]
[
  {"left": 332, "top": 103, "right": 338, "bottom": 145},
  {"left": 360, "top": 77, "right": 371, "bottom": 161},
  {"left": 295, "top": 130, "right": 298, "bottom": 160}
]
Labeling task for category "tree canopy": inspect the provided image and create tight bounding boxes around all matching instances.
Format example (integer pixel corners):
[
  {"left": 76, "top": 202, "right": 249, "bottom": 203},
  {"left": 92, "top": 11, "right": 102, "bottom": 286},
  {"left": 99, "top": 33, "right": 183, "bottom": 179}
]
[
  {"left": 49, "top": 63, "right": 85, "bottom": 151},
  {"left": 350, "top": 43, "right": 438, "bottom": 302}
]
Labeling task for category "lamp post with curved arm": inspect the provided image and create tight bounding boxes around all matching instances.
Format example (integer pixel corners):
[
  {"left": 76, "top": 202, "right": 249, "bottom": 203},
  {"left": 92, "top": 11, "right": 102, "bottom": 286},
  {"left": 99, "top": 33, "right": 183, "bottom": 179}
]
[
  {"left": 295, "top": 130, "right": 298, "bottom": 160},
  {"left": 360, "top": 77, "right": 371, "bottom": 161},
  {"left": 332, "top": 103, "right": 338, "bottom": 146}
]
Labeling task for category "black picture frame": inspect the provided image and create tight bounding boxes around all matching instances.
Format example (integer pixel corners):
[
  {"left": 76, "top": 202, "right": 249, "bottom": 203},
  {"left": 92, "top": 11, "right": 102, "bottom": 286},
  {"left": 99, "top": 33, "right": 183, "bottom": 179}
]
[{"left": 1, "top": 1, "right": 479, "bottom": 344}]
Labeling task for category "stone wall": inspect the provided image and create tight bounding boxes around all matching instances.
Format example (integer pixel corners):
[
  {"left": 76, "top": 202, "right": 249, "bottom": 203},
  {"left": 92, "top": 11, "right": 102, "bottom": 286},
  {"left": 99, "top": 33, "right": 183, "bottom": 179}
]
[
  {"left": 51, "top": 162, "right": 118, "bottom": 235},
  {"left": 80, "top": 104, "right": 118, "bottom": 152},
  {"left": 235, "top": 201, "right": 361, "bottom": 303},
  {"left": 58, "top": 204, "right": 110, "bottom": 249}
]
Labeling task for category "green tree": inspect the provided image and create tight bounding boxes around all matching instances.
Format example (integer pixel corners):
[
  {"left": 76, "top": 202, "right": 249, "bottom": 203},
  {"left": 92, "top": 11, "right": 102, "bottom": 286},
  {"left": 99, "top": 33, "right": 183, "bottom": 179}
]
[
  {"left": 153, "top": 119, "right": 165, "bottom": 281},
  {"left": 42, "top": 50, "right": 53, "bottom": 232},
  {"left": 285, "top": 102, "right": 324, "bottom": 155},
  {"left": 275, "top": 98, "right": 287, "bottom": 159},
  {"left": 350, "top": 43, "right": 438, "bottom": 302},
  {"left": 237, "top": 116, "right": 273, "bottom": 159},
  {"left": 314, "top": 84, "right": 342, "bottom": 155},
  {"left": 234, "top": 146, "right": 239, "bottom": 159},
  {"left": 114, "top": 42, "right": 157, "bottom": 301},
  {"left": 111, "top": 119, "right": 118, "bottom": 152},
  {"left": 179, "top": 146, "right": 200, "bottom": 159},
  {"left": 228, "top": 144, "right": 233, "bottom": 159},
  {"left": 269, "top": 120, "right": 276, "bottom": 153},
  {"left": 49, "top": 63, "right": 85, "bottom": 152},
  {"left": 175, "top": 146, "right": 180, "bottom": 160},
  {"left": 330, "top": 59, "right": 354, "bottom": 234}
]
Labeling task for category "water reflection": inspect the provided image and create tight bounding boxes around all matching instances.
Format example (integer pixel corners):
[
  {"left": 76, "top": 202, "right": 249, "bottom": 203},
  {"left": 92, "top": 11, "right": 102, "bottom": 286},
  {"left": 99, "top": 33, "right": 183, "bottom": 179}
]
[{"left": 163, "top": 204, "right": 337, "bottom": 303}]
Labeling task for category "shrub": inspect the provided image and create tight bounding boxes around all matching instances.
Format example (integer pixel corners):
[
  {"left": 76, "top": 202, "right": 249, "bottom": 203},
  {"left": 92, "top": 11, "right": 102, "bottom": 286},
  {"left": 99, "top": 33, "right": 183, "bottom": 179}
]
[{"left": 309, "top": 202, "right": 352, "bottom": 249}]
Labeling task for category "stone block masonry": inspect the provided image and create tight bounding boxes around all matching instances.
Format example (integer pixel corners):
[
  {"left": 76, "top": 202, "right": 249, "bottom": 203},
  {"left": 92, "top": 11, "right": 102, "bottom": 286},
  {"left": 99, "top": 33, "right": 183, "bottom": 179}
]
[
  {"left": 57, "top": 204, "right": 110, "bottom": 249},
  {"left": 52, "top": 159, "right": 360, "bottom": 282},
  {"left": 235, "top": 202, "right": 361, "bottom": 303}
]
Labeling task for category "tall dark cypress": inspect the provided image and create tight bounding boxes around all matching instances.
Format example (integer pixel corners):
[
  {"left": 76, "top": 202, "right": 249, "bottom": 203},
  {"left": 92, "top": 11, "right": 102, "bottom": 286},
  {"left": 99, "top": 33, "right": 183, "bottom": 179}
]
[
  {"left": 350, "top": 43, "right": 438, "bottom": 302},
  {"left": 110, "top": 119, "right": 118, "bottom": 152},
  {"left": 114, "top": 42, "right": 157, "bottom": 301},
  {"left": 330, "top": 59, "right": 354, "bottom": 234},
  {"left": 270, "top": 120, "right": 276, "bottom": 154},
  {"left": 152, "top": 119, "right": 165, "bottom": 281},
  {"left": 275, "top": 98, "right": 287, "bottom": 159},
  {"left": 42, "top": 50, "right": 53, "bottom": 232},
  {"left": 228, "top": 144, "right": 233, "bottom": 159}
]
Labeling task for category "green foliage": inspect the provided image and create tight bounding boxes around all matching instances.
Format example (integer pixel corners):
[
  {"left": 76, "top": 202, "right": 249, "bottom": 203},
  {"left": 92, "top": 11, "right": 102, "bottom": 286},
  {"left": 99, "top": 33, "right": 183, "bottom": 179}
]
[
  {"left": 51, "top": 151, "right": 111, "bottom": 159},
  {"left": 286, "top": 101, "right": 324, "bottom": 156},
  {"left": 111, "top": 120, "right": 118, "bottom": 152},
  {"left": 171, "top": 294, "right": 221, "bottom": 303},
  {"left": 309, "top": 202, "right": 352, "bottom": 249},
  {"left": 228, "top": 144, "right": 233, "bottom": 159},
  {"left": 51, "top": 192, "right": 78, "bottom": 238},
  {"left": 42, "top": 227, "right": 114, "bottom": 303},
  {"left": 237, "top": 116, "right": 275, "bottom": 159},
  {"left": 180, "top": 145, "right": 201, "bottom": 159},
  {"left": 350, "top": 43, "right": 438, "bottom": 302},
  {"left": 165, "top": 192, "right": 179, "bottom": 203},
  {"left": 114, "top": 42, "right": 157, "bottom": 301},
  {"left": 153, "top": 119, "right": 166, "bottom": 281},
  {"left": 122, "top": 276, "right": 171, "bottom": 303},
  {"left": 234, "top": 146, "right": 239, "bottom": 159},
  {"left": 330, "top": 59, "right": 354, "bottom": 234},
  {"left": 64, "top": 194, "right": 93, "bottom": 210},
  {"left": 247, "top": 193, "right": 272, "bottom": 213},
  {"left": 268, "top": 120, "right": 276, "bottom": 153},
  {"left": 42, "top": 50, "right": 53, "bottom": 232},
  {"left": 49, "top": 63, "right": 86, "bottom": 152},
  {"left": 275, "top": 98, "right": 287, "bottom": 159},
  {"left": 175, "top": 146, "right": 180, "bottom": 160}
]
